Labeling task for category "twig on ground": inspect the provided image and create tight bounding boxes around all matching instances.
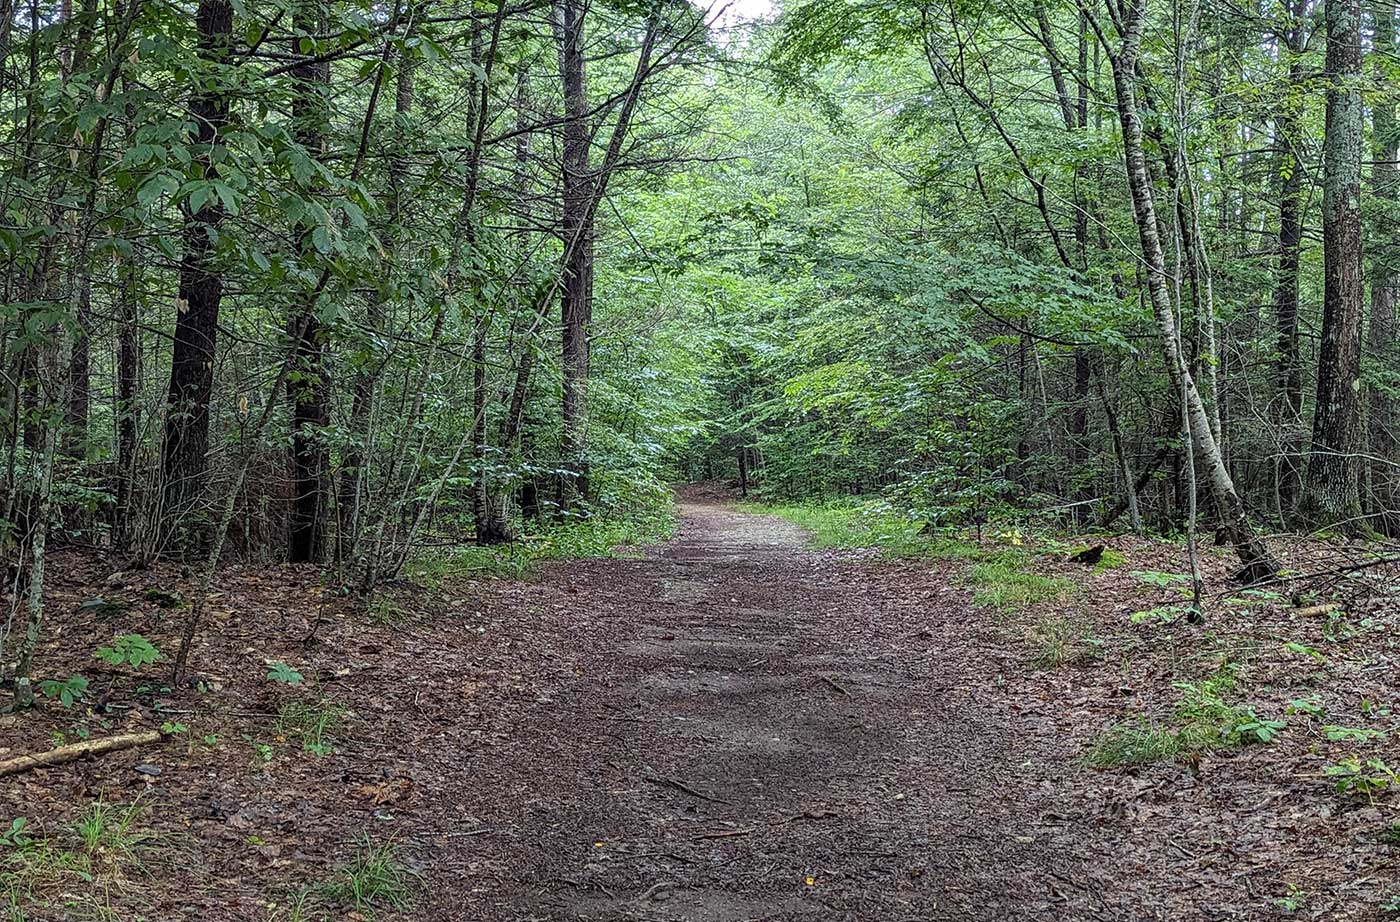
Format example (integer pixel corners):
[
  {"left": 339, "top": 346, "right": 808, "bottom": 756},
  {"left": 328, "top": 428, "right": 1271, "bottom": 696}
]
[
  {"left": 818, "top": 674, "right": 850, "bottom": 697},
  {"left": 1292, "top": 602, "right": 1339, "bottom": 617},
  {"left": 0, "top": 729, "right": 165, "bottom": 777},
  {"left": 691, "top": 827, "right": 754, "bottom": 840},
  {"left": 643, "top": 772, "right": 731, "bottom": 804}
]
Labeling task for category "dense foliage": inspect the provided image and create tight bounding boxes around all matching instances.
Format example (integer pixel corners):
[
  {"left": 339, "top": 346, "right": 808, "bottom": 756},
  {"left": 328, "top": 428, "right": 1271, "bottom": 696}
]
[{"left": 2, "top": 0, "right": 1398, "bottom": 695}]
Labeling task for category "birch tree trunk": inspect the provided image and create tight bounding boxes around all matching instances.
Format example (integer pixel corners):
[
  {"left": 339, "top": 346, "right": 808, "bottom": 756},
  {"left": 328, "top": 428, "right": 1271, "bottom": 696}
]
[{"left": 1106, "top": 0, "right": 1278, "bottom": 581}]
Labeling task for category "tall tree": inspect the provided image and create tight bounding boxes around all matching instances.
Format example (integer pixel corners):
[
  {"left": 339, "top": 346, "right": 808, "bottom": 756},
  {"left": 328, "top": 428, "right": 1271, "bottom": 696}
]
[
  {"left": 1306, "top": 0, "right": 1366, "bottom": 529},
  {"left": 286, "top": 0, "right": 332, "bottom": 564},
  {"left": 1100, "top": 0, "right": 1277, "bottom": 580},
  {"left": 554, "top": 0, "right": 592, "bottom": 513},
  {"left": 1369, "top": 0, "right": 1398, "bottom": 530},
  {"left": 160, "top": 0, "right": 234, "bottom": 534},
  {"left": 1273, "top": 0, "right": 1308, "bottom": 521}
]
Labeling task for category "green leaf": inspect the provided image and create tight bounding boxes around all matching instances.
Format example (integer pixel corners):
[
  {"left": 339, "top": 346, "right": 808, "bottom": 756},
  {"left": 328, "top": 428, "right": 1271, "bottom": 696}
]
[
  {"left": 136, "top": 173, "right": 179, "bottom": 209},
  {"left": 266, "top": 662, "right": 305, "bottom": 685}
]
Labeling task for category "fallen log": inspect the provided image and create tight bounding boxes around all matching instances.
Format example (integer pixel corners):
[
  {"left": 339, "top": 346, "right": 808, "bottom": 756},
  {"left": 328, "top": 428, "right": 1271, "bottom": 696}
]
[{"left": 0, "top": 729, "right": 164, "bottom": 777}]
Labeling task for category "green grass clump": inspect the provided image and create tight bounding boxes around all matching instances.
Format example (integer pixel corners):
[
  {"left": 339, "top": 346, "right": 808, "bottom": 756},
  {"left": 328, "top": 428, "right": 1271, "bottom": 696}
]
[
  {"left": 408, "top": 506, "right": 676, "bottom": 583},
  {"left": 968, "top": 550, "right": 1072, "bottom": 610},
  {"left": 1025, "top": 614, "right": 1099, "bottom": 667},
  {"left": 741, "top": 500, "right": 980, "bottom": 559},
  {"left": 1086, "top": 719, "right": 1181, "bottom": 767},
  {"left": 1088, "top": 663, "right": 1285, "bottom": 767},
  {"left": 1, "top": 801, "right": 158, "bottom": 920},
  {"left": 269, "top": 836, "right": 417, "bottom": 922},
  {"left": 277, "top": 698, "right": 347, "bottom": 757},
  {"left": 320, "top": 837, "right": 415, "bottom": 917}
]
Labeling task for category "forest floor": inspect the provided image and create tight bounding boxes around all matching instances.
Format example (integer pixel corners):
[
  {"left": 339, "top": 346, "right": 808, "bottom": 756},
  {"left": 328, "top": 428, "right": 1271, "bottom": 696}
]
[{"left": 1, "top": 489, "right": 1398, "bottom": 921}]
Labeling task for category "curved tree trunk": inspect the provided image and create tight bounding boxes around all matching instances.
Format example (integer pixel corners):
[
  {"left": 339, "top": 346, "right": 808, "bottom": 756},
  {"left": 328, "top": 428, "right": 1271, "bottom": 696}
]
[{"left": 1107, "top": 0, "right": 1278, "bottom": 581}]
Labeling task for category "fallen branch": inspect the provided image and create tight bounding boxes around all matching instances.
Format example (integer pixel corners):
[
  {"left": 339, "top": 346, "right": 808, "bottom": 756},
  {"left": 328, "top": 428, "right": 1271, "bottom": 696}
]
[
  {"left": 643, "top": 773, "right": 731, "bottom": 804},
  {"left": 818, "top": 674, "right": 850, "bottom": 697},
  {"left": 1293, "top": 603, "right": 1340, "bottom": 617},
  {"left": 0, "top": 729, "right": 165, "bottom": 777},
  {"left": 691, "top": 827, "right": 754, "bottom": 841},
  {"left": 772, "top": 807, "right": 841, "bottom": 826}
]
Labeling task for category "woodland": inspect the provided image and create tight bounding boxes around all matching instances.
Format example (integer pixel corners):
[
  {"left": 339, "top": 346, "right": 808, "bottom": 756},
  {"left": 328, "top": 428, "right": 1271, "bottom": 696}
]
[{"left": 0, "top": 0, "right": 1398, "bottom": 918}]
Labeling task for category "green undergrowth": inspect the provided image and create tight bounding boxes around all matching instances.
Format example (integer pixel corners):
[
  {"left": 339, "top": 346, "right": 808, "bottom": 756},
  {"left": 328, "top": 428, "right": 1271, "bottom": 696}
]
[
  {"left": 1025, "top": 613, "right": 1100, "bottom": 667},
  {"left": 2, "top": 800, "right": 159, "bottom": 920},
  {"left": 745, "top": 500, "right": 1079, "bottom": 615},
  {"left": 270, "top": 835, "right": 416, "bottom": 922},
  {"left": 966, "top": 549, "right": 1073, "bottom": 610},
  {"left": 408, "top": 505, "right": 676, "bottom": 582},
  {"left": 739, "top": 499, "right": 981, "bottom": 559},
  {"left": 1088, "top": 662, "right": 1285, "bottom": 768}
]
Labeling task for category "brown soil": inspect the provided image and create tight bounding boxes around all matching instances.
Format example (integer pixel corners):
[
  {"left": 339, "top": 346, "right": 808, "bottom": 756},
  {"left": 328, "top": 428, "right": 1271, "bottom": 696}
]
[{"left": 2, "top": 499, "right": 1396, "bottom": 921}]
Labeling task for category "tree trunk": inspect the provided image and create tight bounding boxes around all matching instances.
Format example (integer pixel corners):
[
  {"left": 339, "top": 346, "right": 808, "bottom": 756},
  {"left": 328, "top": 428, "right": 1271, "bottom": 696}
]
[
  {"left": 65, "top": 280, "right": 90, "bottom": 457},
  {"left": 1368, "top": 0, "right": 1398, "bottom": 531},
  {"left": 340, "top": 21, "right": 417, "bottom": 562},
  {"left": 161, "top": 0, "right": 233, "bottom": 532},
  {"left": 555, "top": 0, "right": 592, "bottom": 514},
  {"left": 1107, "top": 0, "right": 1278, "bottom": 581},
  {"left": 1273, "top": 6, "right": 1305, "bottom": 521},
  {"left": 286, "top": 2, "right": 330, "bottom": 564},
  {"left": 115, "top": 256, "right": 139, "bottom": 550},
  {"left": 1306, "top": 0, "right": 1366, "bottom": 530}
]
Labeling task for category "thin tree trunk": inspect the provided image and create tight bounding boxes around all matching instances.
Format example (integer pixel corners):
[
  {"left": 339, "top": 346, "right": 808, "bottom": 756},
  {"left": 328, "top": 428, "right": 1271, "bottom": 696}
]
[
  {"left": 9, "top": 331, "right": 71, "bottom": 708},
  {"left": 1368, "top": 0, "right": 1398, "bottom": 531},
  {"left": 1106, "top": 0, "right": 1278, "bottom": 580},
  {"left": 1273, "top": 4, "right": 1306, "bottom": 521},
  {"left": 115, "top": 256, "right": 140, "bottom": 550},
  {"left": 341, "top": 13, "right": 417, "bottom": 566},
  {"left": 286, "top": 1, "right": 331, "bottom": 564}
]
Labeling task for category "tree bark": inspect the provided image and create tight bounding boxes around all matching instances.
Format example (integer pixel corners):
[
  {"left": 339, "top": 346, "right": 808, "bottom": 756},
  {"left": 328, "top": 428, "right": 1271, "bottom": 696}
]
[
  {"left": 1368, "top": 0, "right": 1398, "bottom": 531},
  {"left": 1273, "top": 0, "right": 1307, "bottom": 521},
  {"left": 555, "top": 0, "right": 592, "bottom": 514},
  {"left": 1306, "top": 0, "right": 1366, "bottom": 530},
  {"left": 115, "top": 256, "right": 140, "bottom": 550},
  {"left": 161, "top": 0, "right": 233, "bottom": 532},
  {"left": 1106, "top": 0, "right": 1278, "bottom": 580},
  {"left": 286, "top": 1, "right": 331, "bottom": 564}
]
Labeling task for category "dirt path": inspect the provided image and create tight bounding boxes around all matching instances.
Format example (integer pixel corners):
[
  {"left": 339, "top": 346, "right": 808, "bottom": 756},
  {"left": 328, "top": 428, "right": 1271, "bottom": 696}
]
[
  {"left": 419, "top": 501, "right": 1138, "bottom": 921},
  {"left": 5, "top": 500, "right": 1389, "bottom": 920}
]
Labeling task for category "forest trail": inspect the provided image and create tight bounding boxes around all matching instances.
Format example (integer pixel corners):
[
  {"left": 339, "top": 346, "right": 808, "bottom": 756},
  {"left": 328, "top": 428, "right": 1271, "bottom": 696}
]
[{"left": 423, "top": 499, "right": 1151, "bottom": 922}]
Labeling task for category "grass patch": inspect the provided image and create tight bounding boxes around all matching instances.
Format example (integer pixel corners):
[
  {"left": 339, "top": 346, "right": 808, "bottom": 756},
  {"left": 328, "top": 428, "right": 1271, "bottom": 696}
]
[
  {"left": 1088, "top": 662, "right": 1285, "bottom": 767},
  {"left": 1086, "top": 719, "right": 1181, "bottom": 767},
  {"left": 276, "top": 698, "right": 347, "bottom": 757},
  {"left": 1025, "top": 614, "right": 1099, "bottom": 667},
  {"left": 364, "top": 593, "right": 408, "bottom": 626},
  {"left": 1, "top": 800, "right": 158, "bottom": 920},
  {"left": 408, "top": 506, "right": 676, "bottom": 583},
  {"left": 741, "top": 499, "right": 981, "bottom": 559},
  {"left": 967, "top": 550, "right": 1072, "bottom": 610},
  {"left": 267, "top": 836, "right": 416, "bottom": 922},
  {"left": 320, "top": 836, "right": 415, "bottom": 917}
]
